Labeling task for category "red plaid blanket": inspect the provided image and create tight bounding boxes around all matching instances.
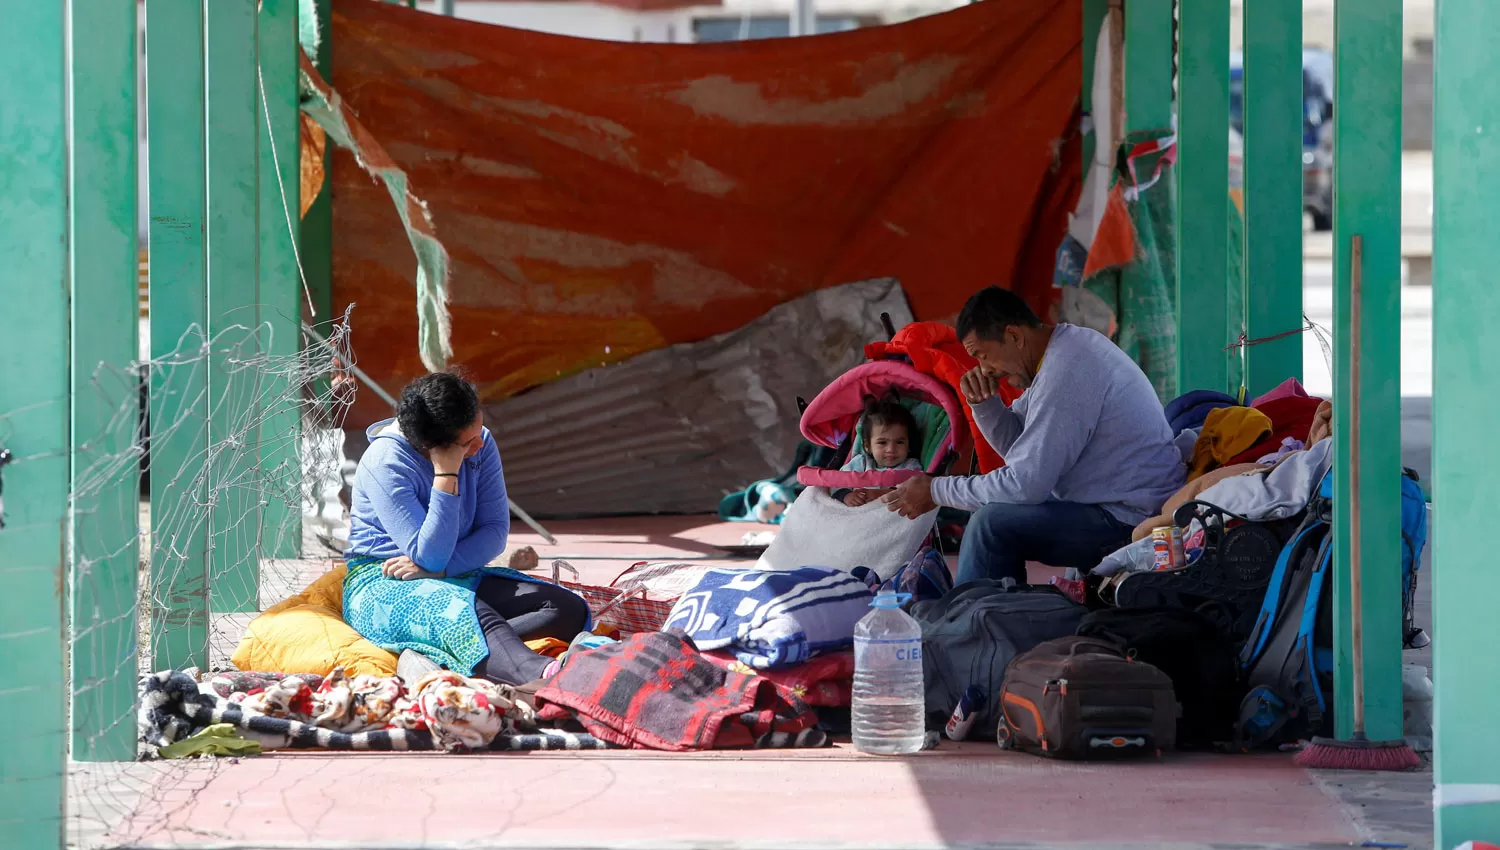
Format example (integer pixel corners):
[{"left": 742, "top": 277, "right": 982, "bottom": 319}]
[
  {"left": 556, "top": 561, "right": 710, "bottom": 636},
  {"left": 702, "top": 650, "right": 855, "bottom": 708},
  {"left": 535, "top": 630, "right": 828, "bottom": 751}
]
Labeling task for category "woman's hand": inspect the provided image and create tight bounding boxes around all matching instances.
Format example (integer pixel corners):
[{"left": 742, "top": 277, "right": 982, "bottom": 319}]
[
  {"left": 429, "top": 441, "right": 470, "bottom": 475},
  {"left": 383, "top": 555, "right": 442, "bottom": 581},
  {"left": 959, "top": 366, "right": 1001, "bottom": 405}
]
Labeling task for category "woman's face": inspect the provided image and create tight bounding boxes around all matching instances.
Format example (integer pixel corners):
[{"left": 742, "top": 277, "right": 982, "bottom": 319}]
[{"left": 451, "top": 414, "right": 485, "bottom": 459}]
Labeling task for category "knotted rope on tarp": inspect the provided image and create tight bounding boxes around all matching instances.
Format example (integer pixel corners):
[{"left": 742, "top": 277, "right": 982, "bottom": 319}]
[{"left": 296, "top": 50, "right": 452, "bottom": 373}]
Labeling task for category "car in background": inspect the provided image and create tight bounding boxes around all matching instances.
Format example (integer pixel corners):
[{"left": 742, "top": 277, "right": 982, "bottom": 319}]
[{"left": 1229, "top": 48, "right": 1334, "bottom": 230}]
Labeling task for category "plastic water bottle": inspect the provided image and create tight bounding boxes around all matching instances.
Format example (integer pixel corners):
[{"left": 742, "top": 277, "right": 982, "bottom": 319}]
[{"left": 852, "top": 591, "right": 926, "bottom": 755}]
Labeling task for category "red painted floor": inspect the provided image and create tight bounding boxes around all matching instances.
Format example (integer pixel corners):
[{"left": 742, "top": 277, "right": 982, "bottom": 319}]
[{"left": 111, "top": 746, "right": 1359, "bottom": 848}]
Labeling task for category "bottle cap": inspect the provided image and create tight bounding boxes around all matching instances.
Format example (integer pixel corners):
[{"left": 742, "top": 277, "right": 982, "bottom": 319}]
[{"left": 870, "top": 591, "right": 912, "bottom": 609}]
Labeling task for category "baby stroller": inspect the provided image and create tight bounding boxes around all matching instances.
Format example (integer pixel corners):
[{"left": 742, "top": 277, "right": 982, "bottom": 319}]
[{"left": 754, "top": 315, "right": 973, "bottom": 582}]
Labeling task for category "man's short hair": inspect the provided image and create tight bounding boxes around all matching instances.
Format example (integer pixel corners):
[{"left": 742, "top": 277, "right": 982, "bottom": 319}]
[{"left": 955, "top": 286, "right": 1042, "bottom": 342}]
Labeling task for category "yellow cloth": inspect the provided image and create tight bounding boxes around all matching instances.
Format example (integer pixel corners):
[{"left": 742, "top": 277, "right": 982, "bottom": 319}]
[
  {"left": 231, "top": 566, "right": 399, "bottom": 678},
  {"left": 524, "top": 637, "right": 570, "bottom": 659},
  {"left": 1189, "top": 407, "right": 1273, "bottom": 481}
]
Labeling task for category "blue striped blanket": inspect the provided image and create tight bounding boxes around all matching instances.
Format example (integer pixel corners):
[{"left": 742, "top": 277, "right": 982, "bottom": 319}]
[{"left": 663, "top": 567, "right": 874, "bottom": 670}]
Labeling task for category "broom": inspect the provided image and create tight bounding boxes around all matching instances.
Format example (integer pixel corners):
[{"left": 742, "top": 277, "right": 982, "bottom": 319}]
[{"left": 1295, "top": 235, "right": 1419, "bottom": 772}]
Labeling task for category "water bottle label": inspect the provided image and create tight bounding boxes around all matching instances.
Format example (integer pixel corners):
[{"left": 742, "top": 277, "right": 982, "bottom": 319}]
[{"left": 854, "top": 636, "right": 923, "bottom": 670}]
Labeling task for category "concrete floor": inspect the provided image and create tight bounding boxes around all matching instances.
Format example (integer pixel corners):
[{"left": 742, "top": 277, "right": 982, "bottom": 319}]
[{"left": 88, "top": 748, "right": 1420, "bottom": 850}]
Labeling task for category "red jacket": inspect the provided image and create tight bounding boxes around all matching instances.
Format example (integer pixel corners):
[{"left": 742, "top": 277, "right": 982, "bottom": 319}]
[{"left": 864, "top": 322, "right": 1020, "bottom": 473}]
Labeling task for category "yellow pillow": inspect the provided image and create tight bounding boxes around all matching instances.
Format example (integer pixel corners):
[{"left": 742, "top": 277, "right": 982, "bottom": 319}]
[{"left": 231, "top": 565, "right": 398, "bottom": 678}]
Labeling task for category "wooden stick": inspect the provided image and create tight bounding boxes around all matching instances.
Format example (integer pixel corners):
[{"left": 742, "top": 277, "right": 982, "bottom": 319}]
[{"left": 1349, "top": 234, "right": 1366, "bottom": 735}]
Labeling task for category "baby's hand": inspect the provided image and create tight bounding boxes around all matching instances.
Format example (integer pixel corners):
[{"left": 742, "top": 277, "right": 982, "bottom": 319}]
[{"left": 844, "top": 489, "right": 874, "bottom": 507}]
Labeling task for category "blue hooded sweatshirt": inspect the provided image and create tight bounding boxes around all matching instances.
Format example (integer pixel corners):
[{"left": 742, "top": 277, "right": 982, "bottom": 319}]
[{"left": 345, "top": 418, "right": 510, "bottom": 577}]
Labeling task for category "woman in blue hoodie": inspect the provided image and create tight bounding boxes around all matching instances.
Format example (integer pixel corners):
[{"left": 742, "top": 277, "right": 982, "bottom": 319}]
[{"left": 343, "top": 371, "right": 589, "bottom": 685}]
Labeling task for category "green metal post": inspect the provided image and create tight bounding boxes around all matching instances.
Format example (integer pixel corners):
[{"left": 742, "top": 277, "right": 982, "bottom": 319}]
[
  {"left": 1241, "top": 0, "right": 1304, "bottom": 397},
  {"left": 1080, "top": 0, "right": 1109, "bottom": 170},
  {"left": 1124, "top": 0, "right": 1173, "bottom": 133},
  {"left": 1433, "top": 0, "right": 1500, "bottom": 843},
  {"left": 259, "top": 0, "right": 302, "bottom": 560},
  {"left": 1175, "top": 0, "right": 1230, "bottom": 394},
  {"left": 148, "top": 0, "right": 211, "bottom": 671},
  {"left": 0, "top": 2, "right": 68, "bottom": 844},
  {"left": 1331, "top": 0, "right": 1404, "bottom": 742},
  {"left": 69, "top": 0, "right": 141, "bottom": 762},
  {"left": 206, "top": 0, "right": 263, "bottom": 613},
  {"left": 302, "top": 0, "right": 335, "bottom": 335}
]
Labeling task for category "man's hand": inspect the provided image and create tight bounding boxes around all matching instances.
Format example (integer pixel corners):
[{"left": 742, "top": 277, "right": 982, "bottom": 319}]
[
  {"left": 959, "top": 366, "right": 1001, "bottom": 405},
  {"left": 843, "top": 489, "right": 875, "bottom": 507},
  {"left": 383, "top": 555, "right": 442, "bottom": 581},
  {"left": 883, "top": 474, "right": 937, "bottom": 519}
]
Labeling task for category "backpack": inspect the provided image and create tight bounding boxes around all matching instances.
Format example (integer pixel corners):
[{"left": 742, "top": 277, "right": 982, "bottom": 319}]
[
  {"left": 996, "top": 636, "right": 1177, "bottom": 759},
  {"left": 912, "top": 581, "right": 1086, "bottom": 738},
  {"left": 1234, "top": 467, "right": 1429, "bottom": 749},
  {"left": 1077, "top": 607, "right": 1243, "bottom": 749}
]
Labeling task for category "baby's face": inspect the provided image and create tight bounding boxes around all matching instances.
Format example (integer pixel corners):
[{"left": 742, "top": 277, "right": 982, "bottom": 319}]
[{"left": 868, "top": 422, "right": 912, "bottom": 469}]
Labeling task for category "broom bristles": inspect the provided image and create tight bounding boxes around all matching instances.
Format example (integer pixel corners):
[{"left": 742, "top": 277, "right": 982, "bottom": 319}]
[{"left": 1294, "top": 735, "right": 1421, "bottom": 771}]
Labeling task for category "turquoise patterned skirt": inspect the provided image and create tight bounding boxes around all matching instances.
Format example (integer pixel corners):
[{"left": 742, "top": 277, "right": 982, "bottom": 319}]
[{"left": 342, "top": 555, "right": 587, "bottom": 675}]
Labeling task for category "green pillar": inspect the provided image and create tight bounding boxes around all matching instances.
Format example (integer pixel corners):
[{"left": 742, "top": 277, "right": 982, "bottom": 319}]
[
  {"left": 1331, "top": 0, "right": 1404, "bottom": 742},
  {"left": 1175, "top": 0, "right": 1231, "bottom": 394},
  {"left": 1241, "top": 0, "right": 1304, "bottom": 397},
  {"left": 1432, "top": 0, "right": 1500, "bottom": 844},
  {"left": 206, "top": 0, "right": 263, "bottom": 613},
  {"left": 1080, "top": 0, "right": 1109, "bottom": 170},
  {"left": 302, "top": 0, "right": 335, "bottom": 335},
  {"left": 148, "top": 0, "right": 211, "bottom": 671},
  {"left": 1124, "top": 0, "right": 1174, "bottom": 133},
  {"left": 259, "top": 0, "right": 302, "bottom": 560},
  {"left": 0, "top": 1, "right": 68, "bottom": 845},
  {"left": 69, "top": 0, "right": 141, "bottom": 762}
]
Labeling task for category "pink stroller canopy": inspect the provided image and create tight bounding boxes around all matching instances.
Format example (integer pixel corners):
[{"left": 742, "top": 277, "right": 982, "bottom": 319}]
[{"left": 797, "top": 360, "right": 971, "bottom": 487}]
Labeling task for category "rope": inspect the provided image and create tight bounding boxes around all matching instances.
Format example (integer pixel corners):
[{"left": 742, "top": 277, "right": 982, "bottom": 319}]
[
  {"left": 1222, "top": 313, "right": 1335, "bottom": 374},
  {"left": 258, "top": 64, "right": 318, "bottom": 317}
]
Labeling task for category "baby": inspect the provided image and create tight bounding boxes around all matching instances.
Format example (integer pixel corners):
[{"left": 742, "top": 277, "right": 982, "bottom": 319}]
[{"left": 834, "top": 400, "right": 924, "bottom": 506}]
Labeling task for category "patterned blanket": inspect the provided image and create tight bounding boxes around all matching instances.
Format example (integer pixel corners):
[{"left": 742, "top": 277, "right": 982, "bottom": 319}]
[
  {"left": 139, "top": 668, "right": 614, "bottom": 755},
  {"left": 342, "top": 554, "right": 590, "bottom": 675},
  {"left": 535, "top": 630, "right": 829, "bottom": 751},
  {"left": 663, "top": 567, "right": 872, "bottom": 669}
]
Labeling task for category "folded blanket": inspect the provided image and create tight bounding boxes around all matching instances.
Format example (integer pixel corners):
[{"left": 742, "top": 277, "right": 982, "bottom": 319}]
[
  {"left": 535, "top": 630, "right": 828, "bottom": 751},
  {"left": 704, "top": 649, "right": 855, "bottom": 707},
  {"left": 756, "top": 487, "right": 938, "bottom": 582},
  {"left": 139, "top": 668, "right": 613, "bottom": 755},
  {"left": 664, "top": 566, "right": 873, "bottom": 669}
]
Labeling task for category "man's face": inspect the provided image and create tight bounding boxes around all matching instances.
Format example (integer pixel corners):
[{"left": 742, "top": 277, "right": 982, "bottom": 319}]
[{"left": 961, "top": 328, "right": 1033, "bottom": 389}]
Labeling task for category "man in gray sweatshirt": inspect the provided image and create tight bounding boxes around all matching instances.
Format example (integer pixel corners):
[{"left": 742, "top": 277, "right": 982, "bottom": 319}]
[{"left": 884, "top": 287, "right": 1185, "bottom": 585}]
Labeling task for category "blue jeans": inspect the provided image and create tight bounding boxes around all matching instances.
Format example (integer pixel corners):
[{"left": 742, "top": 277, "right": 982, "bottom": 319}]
[{"left": 955, "top": 501, "right": 1135, "bottom": 586}]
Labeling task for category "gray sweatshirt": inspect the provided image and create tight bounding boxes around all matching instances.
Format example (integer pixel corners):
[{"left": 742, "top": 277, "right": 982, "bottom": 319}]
[{"left": 930, "top": 324, "right": 1186, "bottom": 525}]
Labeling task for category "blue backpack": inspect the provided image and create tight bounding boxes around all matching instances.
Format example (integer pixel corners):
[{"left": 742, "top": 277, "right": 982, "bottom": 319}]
[{"left": 1233, "top": 468, "right": 1428, "bottom": 750}]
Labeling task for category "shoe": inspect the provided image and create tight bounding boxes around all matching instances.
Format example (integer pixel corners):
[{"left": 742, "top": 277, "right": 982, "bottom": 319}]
[{"left": 398, "top": 649, "right": 441, "bottom": 682}]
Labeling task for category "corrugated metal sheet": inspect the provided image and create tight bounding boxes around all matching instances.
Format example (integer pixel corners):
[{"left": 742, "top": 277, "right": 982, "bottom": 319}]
[{"left": 488, "top": 278, "right": 913, "bottom": 517}]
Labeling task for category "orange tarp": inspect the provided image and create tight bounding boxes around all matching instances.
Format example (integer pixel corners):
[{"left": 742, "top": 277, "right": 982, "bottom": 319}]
[{"left": 329, "top": 0, "right": 1081, "bottom": 426}]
